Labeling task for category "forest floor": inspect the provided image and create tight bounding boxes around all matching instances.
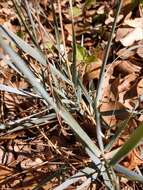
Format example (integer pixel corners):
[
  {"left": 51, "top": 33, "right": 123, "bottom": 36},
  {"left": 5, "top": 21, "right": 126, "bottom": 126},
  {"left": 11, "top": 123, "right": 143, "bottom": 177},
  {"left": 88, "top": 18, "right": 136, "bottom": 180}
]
[{"left": 1, "top": 0, "right": 143, "bottom": 189}]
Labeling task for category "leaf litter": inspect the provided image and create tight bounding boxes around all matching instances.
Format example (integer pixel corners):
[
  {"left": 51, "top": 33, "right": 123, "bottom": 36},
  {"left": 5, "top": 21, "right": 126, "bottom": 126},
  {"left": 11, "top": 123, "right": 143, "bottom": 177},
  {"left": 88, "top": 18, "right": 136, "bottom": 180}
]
[{"left": 1, "top": 0, "right": 143, "bottom": 189}]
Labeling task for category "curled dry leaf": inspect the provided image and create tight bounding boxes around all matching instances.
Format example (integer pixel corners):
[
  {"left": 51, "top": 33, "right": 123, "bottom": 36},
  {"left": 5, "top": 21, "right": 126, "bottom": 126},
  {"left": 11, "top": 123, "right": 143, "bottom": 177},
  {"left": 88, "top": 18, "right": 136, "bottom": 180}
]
[
  {"left": 21, "top": 158, "right": 43, "bottom": 169},
  {"left": 100, "top": 101, "right": 129, "bottom": 127},
  {"left": 116, "top": 17, "right": 143, "bottom": 47},
  {"left": 122, "top": 149, "right": 143, "bottom": 170},
  {"left": 124, "top": 18, "right": 143, "bottom": 28},
  {"left": 113, "top": 60, "right": 140, "bottom": 77},
  {"left": 116, "top": 47, "right": 135, "bottom": 59},
  {"left": 83, "top": 58, "right": 102, "bottom": 86},
  {"left": 118, "top": 74, "right": 137, "bottom": 93},
  {"left": 116, "top": 27, "right": 133, "bottom": 42},
  {"left": 120, "top": 27, "right": 143, "bottom": 47}
]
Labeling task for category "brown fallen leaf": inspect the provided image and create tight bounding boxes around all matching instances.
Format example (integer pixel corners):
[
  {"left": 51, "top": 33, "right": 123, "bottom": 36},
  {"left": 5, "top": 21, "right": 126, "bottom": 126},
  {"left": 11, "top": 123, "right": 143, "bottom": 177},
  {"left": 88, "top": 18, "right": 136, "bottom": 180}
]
[
  {"left": 121, "top": 0, "right": 138, "bottom": 16},
  {"left": 113, "top": 60, "right": 140, "bottom": 77},
  {"left": 121, "top": 27, "right": 143, "bottom": 47},
  {"left": 102, "top": 82, "right": 116, "bottom": 103},
  {"left": 83, "top": 58, "right": 102, "bottom": 86},
  {"left": 100, "top": 101, "right": 129, "bottom": 127},
  {"left": 21, "top": 158, "right": 43, "bottom": 169},
  {"left": 105, "top": 10, "right": 123, "bottom": 25},
  {"left": 116, "top": 27, "right": 133, "bottom": 42},
  {"left": 124, "top": 18, "right": 143, "bottom": 28},
  {"left": 110, "top": 77, "right": 120, "bottom": 100},
  {"left": 116, "top": 17, "right": 143, "bottom": 47},
  {"left": 118, "top": 74, "right": 137, "bottom": 93},
  {"left": 116, "top": 47, "right": 135, "bottom": 59},
  {"left": 122, "top": 149, "right": 143, "bottom": 170}
]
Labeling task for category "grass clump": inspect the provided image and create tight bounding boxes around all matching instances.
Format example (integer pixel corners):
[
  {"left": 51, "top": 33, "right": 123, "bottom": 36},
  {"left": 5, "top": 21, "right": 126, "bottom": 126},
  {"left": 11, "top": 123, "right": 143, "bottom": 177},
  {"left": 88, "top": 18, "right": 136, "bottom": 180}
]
[{"left": 0, "top": 0, "right": 143, "bottom": 189}]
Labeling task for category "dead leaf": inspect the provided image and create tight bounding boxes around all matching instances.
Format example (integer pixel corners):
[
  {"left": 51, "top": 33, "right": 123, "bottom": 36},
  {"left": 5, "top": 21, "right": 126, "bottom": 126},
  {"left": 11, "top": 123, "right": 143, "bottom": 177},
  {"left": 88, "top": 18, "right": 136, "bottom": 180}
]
[
  {"left": 121, "top": 0, "right": 138, "bottom": 16},
  {"left": 124, "top": 18, "right": 143, "bottom": 28},
  {"left": 105, "top": 10, "right": 123, "bottom": 25},
  {"left": 122, "top": 149, "right": 143, "bottom": 170},
  {"left": 100, "top": 101, "right": 129, "bottom": 126},
  {"left": 110, "top": 77, "right": 120, "bottom": 100},
  {"left": 116, "top": 27, "right": 133, "bottom": 42},
  {"left": 21, "top": 158, "right": 43, "bottom": 169},
  {"left": 83, "top": 58, "right": 102, "bottom": 86},
  {"left": 118, "top": 74, "right": 137, "bottom": 93},
  {"left": 116, "top": 17, "right": 143, "bottom": 47},
  {"left": 121, "top": 27, "right": 143, "bottom": 47},
  {"left": 113, "top": 60, "right": 140, "bottom": 77},
  {"left": 116, "top": 47, "right": 135, "bottom": 59}
]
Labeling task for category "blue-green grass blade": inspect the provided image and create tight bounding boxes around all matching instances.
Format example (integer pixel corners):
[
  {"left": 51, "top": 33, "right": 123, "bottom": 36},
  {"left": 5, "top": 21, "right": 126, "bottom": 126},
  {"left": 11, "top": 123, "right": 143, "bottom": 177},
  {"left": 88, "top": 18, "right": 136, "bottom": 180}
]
[
  {"left": 54, "top": 167, "right": 96, "bottom": 190},
  {"left": 115, "top": 164, "right": 143, "bottom": 183},
  {"left": 110, "top": 122, "right": 143, "bottom": 166}
]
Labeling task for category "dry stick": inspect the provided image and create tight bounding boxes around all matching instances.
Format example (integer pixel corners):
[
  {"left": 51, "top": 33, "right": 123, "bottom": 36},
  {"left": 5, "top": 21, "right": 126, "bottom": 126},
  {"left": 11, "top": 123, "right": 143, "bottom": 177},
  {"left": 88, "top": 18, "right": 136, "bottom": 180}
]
[
  {"left": 95, "top": 0, "right": 123, "bottom": 152},
  {"left": 36, "top": 126, "right": 62, "bottom": 155}
]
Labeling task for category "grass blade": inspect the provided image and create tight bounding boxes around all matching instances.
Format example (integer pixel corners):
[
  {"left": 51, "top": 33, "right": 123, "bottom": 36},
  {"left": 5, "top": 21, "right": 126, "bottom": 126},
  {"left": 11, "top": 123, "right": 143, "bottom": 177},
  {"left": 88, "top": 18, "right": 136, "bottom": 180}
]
[
  {"left": 0, "top": 84, "right": 39, "bottom": 97},
  {"left": 114, "top": 164, "right": 143, "bottom": 183},
  {"left": 69, "top": 0, "right": 78, "bottom": 86},
  {"left": 110, "top": 122, "right": 143, "bottom": 166},
  {"left": 94, "top": 0, "right": 123, "bottom": 151},
  {"left": 54, "top": 167, "right": 96, "bottom": 190},
  {"left": 86, "top": 148, "right": 116, "bottom": 189}
]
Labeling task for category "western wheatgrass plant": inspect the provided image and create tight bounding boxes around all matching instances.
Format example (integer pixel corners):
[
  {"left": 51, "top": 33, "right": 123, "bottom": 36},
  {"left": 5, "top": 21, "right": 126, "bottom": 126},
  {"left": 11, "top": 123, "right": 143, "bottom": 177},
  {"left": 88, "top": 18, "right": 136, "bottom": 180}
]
[
  {"left": 0, "top": 32, "right": 106, "bottom": 188},
  {"left": 0, "top": 19, "right": 116, "bottom": 189}
]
